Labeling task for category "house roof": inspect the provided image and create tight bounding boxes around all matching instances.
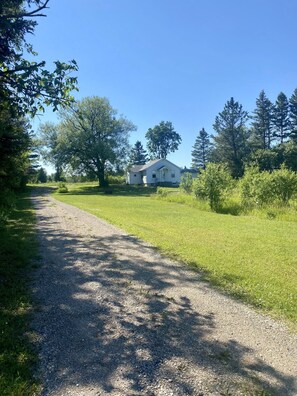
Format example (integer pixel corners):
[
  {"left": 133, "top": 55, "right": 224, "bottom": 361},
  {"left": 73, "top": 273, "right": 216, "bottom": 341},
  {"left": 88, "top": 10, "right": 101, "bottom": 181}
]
[
  {"left": 130, "top": 159, "right": 162, "bottom": 172},
  {"left": 129, "top": 165, "right": 144, "bottom": 172},
  {"left": 130, "top": 158, "right": 182, "bottom": 173}
]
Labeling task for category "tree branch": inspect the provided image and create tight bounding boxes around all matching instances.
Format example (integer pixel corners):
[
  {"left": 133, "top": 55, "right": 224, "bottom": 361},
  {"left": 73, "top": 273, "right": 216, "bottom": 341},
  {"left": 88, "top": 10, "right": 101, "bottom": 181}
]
[
  {"left": 0, "top": 62, "right": 45, "bottom": 76},
  {"left": 1, "top": 0, "right": 50, "bottom": 19}
]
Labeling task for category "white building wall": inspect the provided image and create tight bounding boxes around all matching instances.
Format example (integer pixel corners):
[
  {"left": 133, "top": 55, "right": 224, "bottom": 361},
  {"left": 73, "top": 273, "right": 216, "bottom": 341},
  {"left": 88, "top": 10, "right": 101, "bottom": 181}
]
[
  {"left": 127, "top": 159, "right": 181, "bottom": 185},
  {"left": 127, "top": 171, "right": 142, "bottom": 185}
]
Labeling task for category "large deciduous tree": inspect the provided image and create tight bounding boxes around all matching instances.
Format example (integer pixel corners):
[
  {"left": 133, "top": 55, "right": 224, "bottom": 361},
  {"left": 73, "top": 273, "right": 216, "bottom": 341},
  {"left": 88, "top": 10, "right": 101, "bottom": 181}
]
[
  {"left": 56, "top": 96, "right": 136, "bottom": 187},
  {"left": 191, "top": 128, "right": 212, "bottom": 170},
  {"left": 145, "top": 121, "right": 181, "bottom": 159},
  {"left": 213, "top": 97, "right": 249, "bottom": 178},
  {"left": 251, "top": 90, "right": 274, "bottom": 149},
  {"left": 38, "top": 122, "right": 65, "bottom": 181}
]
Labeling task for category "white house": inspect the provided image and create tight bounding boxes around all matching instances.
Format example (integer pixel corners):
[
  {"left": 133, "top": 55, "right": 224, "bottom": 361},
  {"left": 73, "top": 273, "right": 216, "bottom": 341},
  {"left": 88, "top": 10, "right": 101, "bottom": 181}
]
[{"left": 127, "top": 158, "right": 181, "bottom": 186}]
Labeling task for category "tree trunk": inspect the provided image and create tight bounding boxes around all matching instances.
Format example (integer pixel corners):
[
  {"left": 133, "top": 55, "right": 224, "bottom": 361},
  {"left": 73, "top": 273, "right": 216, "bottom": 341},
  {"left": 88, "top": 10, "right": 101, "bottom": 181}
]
[{"left": 97, "top": 167, "right": 108, "bottom": 187}]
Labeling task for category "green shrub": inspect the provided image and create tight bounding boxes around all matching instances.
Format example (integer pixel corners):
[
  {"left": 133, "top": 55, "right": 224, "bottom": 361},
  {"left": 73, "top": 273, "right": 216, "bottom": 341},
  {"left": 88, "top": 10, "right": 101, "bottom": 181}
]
[
  {"left": 241, "top": 166, "right": 297, "bottom": 208},
  {"left": 240, "top": 167, "right": 274, "bottom": 207},
  {"left": 193, "top": 163, "right": 233, "bottom": 212},
  {"left": 180, "top": 172, "right": 193, "bottom": 193},
  {"left": 57, "top": 182, "right": 68, "bottom": 193},
  {"left": 156, "top": 187, "right": 168, "bottom": 197},
  {"left": 271, "top": 165, "right": 297, "bottom": 205},
  {"left": 0, "top": 188, "right": 16, "bottom": 225},
  {"left": 107, "top": 175, "right": 126, "bottom": 185}
]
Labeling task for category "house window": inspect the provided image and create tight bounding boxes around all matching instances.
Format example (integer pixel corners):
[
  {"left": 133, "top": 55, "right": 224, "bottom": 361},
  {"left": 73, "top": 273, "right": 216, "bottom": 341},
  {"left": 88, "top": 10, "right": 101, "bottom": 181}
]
[
  {"left": 134, "top": 174, "right": 137, "bottom": 177},
  {"left": 152, "top": 174, "right": 156, "bottom": 178},
  {"left": 171, "top": 173, "right": 175, "bottom": 178}
]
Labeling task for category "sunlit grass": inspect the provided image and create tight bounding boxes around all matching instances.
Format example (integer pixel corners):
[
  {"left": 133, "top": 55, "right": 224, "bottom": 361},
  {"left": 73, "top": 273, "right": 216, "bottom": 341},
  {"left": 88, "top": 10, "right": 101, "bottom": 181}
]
[
  {"left": 53, "top": 183, "right": 297, "bottom": 328},
  {"left": 0, "top": 189, "right": 39, "bottom": 395}
]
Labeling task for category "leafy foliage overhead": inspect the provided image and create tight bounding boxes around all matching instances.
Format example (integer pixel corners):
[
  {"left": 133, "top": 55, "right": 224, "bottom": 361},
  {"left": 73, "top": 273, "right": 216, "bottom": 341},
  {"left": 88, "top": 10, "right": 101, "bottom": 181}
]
[{"left": 0, "top": 0, "right": 78, "bottom": 116}]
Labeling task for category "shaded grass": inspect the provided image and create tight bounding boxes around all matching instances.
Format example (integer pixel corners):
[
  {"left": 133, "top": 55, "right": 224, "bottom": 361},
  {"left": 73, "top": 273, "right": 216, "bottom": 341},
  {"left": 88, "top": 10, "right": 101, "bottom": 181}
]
[
  {"left": 0, "top": 189, "right": 39, "bottom": 395},
  {"left": 53, "top": 183, "right": 297, "bottom": 328}
]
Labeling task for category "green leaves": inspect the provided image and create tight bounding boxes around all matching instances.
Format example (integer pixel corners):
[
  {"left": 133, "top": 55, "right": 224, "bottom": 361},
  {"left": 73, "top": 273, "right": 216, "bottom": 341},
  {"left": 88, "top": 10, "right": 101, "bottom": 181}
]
[
  {"left": 0, "top": 1, "right": 78, "bottom": 116},
  {"left": 40, "top": 97, "right": 136, "bottom": 186},
  {"left": 193, "top": 163, "right": 233, "bottom": 212},
  {"left": 240, "top": 165, "right": 297, "bottom": 207},
  {"left": 146, "top": 121, "right": 181, "bottom": 159}
]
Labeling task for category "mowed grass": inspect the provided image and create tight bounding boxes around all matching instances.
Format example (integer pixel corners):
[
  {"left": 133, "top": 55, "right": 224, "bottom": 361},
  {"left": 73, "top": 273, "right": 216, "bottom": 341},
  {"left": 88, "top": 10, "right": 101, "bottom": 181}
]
[
  {"left": 0, "top": 190, "right": 39, "bottom": 396},
  {"left": 54, "top": 183, "right": 297, "bottom": 327}
]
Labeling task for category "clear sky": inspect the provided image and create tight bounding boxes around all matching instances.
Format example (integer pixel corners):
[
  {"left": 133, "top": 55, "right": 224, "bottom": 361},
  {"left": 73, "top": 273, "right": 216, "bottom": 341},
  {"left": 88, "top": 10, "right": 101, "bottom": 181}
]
[{"left": 30, "top": 0, "right": 297, "bottom": 169}]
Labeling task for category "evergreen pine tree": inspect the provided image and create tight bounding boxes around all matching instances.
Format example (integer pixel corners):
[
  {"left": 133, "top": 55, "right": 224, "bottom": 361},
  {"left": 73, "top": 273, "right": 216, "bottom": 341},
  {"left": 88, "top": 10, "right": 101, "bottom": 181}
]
[
  {"left": 213, "top": 97, "right": 249, "bottom": 178},
  {"left": 251, "top": 90, "right": 274, "bottom": 149},
  {"left": 191, "top": 128, "right": 212, "bottom": 170},
  {"left": 289, "top": 88, "right": 297, "bottom": 141},
  {"left": 273, "top": 92, "right": 290, "bottom": 143},
  {"left": 129, "top": 140, "right": 148, "bottom": 165}
]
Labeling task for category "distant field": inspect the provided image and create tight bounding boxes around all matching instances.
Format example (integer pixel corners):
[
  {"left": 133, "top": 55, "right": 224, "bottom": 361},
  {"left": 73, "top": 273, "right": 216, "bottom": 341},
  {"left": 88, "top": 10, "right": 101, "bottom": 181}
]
[{"left": 53, "top": 183, "right": 297, "bottom": 327}]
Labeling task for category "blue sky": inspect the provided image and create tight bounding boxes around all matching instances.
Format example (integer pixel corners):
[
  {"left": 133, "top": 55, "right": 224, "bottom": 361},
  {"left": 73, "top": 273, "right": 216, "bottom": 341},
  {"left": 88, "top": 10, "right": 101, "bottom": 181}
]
[{"left": 30, "top": 0, "right": 297, "bottom": 169}]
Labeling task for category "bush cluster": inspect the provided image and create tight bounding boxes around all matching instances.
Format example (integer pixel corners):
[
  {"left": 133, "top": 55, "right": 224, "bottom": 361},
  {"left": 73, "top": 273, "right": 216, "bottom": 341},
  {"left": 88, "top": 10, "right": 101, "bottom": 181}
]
[
  {"left": 179, "top": 173, "right": 193, "bottom": 194},
  {"left": 241, "top": 165, "right": 297, "bottom": 207},
  {"left": 156, "top": 187, "right": 169, "bottom": 197},
  {"left": 193, "top": 164, "right": 233, "bottom": 211},
  {"left": 56, "top": 182, "right": 68, "bottom": 194},
  {"left": 177, "top": 163, "right": 297, "bottom": 213}
]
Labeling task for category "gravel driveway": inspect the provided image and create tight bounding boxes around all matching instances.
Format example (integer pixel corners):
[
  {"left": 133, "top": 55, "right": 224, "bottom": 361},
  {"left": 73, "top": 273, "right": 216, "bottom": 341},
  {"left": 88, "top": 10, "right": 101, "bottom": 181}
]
[{"left": 31, "top": 191, "right": 297, "bottom": 396}]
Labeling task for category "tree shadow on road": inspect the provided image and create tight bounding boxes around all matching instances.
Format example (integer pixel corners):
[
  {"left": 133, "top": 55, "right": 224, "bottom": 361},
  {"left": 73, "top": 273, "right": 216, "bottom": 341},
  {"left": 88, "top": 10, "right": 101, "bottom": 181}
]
[{"left": 31, "top": 196, "right": 296, "bottom": 396}]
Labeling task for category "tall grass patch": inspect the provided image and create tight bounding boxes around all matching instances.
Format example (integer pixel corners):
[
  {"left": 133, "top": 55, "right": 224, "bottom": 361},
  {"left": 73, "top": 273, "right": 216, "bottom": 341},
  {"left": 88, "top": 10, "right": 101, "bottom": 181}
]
[
  {"left": 0, "top": 190, "right": 39, "bottom": 395},
  {"left": 54, "top": 184, "right": 297, "bottom": 327}
]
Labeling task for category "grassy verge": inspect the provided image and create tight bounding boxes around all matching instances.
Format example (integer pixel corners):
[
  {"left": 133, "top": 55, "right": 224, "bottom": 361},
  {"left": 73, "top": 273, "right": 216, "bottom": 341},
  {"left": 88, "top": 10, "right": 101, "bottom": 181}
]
[
  {"left": 0, "top": 189, "right": 39, "bottom": 395},
  {"left": 53, "top": 183, "right": 297, "bottom": 328}
]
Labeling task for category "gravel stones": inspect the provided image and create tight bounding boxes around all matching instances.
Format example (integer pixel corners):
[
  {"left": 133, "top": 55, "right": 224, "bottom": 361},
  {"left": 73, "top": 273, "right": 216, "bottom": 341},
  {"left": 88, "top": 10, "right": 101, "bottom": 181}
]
[{"left": 31, "top": 193, "right": 297, "bottom": 395}]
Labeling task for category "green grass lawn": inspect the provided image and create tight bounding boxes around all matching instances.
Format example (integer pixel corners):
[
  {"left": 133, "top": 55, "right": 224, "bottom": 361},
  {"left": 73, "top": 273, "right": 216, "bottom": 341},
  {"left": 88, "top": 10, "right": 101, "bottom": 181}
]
[
  {"left": 0, "top": 189, "right": 39, "bottom": 396},
  {"left": 53, "top": 183, "right": 297, "bottom": 328}
]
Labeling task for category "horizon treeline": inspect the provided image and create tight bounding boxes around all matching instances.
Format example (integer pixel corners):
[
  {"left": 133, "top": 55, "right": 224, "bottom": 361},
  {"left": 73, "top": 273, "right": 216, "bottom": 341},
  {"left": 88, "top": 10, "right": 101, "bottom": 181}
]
[{"left": 191, "top": 88, "right": 297, "bottom": 177}]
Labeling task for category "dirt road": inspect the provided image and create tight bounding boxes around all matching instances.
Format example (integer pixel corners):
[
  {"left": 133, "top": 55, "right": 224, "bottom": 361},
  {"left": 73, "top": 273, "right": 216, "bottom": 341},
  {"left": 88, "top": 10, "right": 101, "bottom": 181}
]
[{"left": 31, "top": 192, "right": 297, "bottom": 395}]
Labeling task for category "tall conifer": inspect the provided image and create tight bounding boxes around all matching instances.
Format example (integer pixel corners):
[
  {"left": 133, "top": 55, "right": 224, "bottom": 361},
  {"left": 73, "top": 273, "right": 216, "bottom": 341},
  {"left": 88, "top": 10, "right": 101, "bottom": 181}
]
[
  {"left": 251, "top": 90, "right": 274, "bottom": 149},
  {"left": 273, "top": 92, "right": 290, "bottom": 143},
  {"left": 213, "top": 97, "right": 249, "bottom": 178},
  {"left": 191, "top": 128, "right": 212, "bottom": 170},
  {"left": 289, "top": 88, "right": 297, "bottom": 141},
  {"left": 129, "top": 140, "right": 148, "bottom": 165}
]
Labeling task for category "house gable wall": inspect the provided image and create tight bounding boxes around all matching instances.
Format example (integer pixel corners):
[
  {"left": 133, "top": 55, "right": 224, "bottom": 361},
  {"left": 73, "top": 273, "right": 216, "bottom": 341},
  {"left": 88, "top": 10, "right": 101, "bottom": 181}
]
[
  {"left": 145, "top": 159, "right": 181, "bottom": 185},
  {"left": 127, "top": 159, "right": 181, "bottom": 185}
]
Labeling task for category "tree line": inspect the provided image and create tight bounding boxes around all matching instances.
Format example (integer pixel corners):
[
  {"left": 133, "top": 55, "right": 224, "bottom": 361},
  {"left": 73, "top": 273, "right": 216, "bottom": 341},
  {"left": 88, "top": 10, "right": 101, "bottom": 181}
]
[
  {"left": 37, "top": 89, "right": 297, "bottom": 189},
  {"left": 0, "top": 0, "right": 78, "bottom": 221},
  {"left": 2, "top": 1, "right": 297, "bottom": 222},
  {"left": 38, "top": 106, "right": 183, "bottom": 186},
  {"left": 191, "top": 90, "right": 297, "bottom": 177}
]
